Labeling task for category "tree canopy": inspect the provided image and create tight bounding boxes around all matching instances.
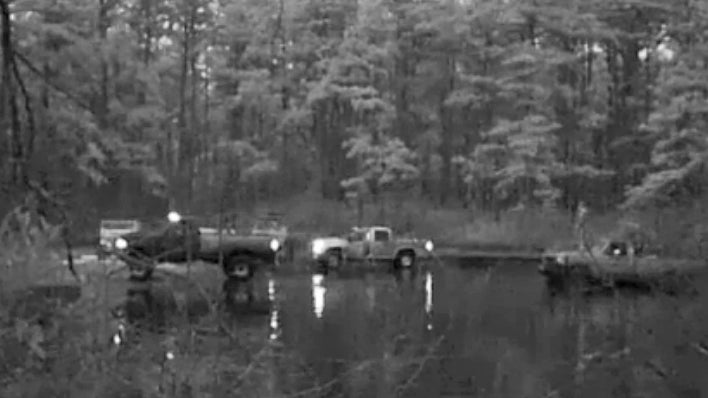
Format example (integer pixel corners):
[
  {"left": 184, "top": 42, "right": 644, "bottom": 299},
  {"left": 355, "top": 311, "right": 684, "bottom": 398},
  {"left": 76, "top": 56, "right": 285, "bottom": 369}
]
[{"left": 1, "top": 0, "right": 707, "bottom": 222}]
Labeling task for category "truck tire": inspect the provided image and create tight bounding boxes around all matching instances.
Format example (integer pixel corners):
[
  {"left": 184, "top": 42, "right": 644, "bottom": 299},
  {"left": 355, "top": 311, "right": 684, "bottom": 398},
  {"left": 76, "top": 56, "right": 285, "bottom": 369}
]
[
  {"left": 224, "top": 256, "right": 254, "bottom": 280},
  {"left": 394, "top": 250, "right": 416, "bottom": 269},
  {"left": 129, "top": 267, "right": 154, "bottom": 282},
  {"left": 325, "top": 249, "right": 342, "bottom": 269}
]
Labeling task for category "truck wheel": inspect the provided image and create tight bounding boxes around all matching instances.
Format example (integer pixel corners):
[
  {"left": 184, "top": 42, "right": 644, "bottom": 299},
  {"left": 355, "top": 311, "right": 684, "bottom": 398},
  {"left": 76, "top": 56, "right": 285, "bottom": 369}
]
[
  {"left": 395, "top": 251, "right": 416, "bottom": 269},
  {"left": 224, "top": 256, "right": 253, "bottom": 280},
  {"left": 325, "top": 250, "right": 342, "bottom": 269},
  {"left": 129, "top": 267, "right": 154, "bottom": 282}
]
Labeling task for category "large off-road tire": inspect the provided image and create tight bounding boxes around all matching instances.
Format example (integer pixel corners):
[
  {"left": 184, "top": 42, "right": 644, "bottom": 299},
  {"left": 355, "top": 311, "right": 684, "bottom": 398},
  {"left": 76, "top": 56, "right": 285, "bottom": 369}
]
[
  {"left": 394, "top": 250, "right": 416, "bottom": 269},
  {"left": 129, "top": 266, "right": 154, "bottom": 282},
  {"left": 224, "top": 256, "right": 254, "bottom": 280},
  {"left": 325, "top": 249, "right": 343, "bottom": 269}
]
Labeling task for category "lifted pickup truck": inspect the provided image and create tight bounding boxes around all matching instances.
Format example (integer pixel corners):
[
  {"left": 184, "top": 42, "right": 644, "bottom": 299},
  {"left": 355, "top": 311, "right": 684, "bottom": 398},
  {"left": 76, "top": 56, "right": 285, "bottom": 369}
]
[
  {"left": 309, "top": 226, "right": 435, "bottom": 271},
  {"left": 98, "top": 219, "right": 141, "bottom": 259},
  {"left": 112, "top": 214, "right": 281, "bottom": 281},
  {"left": 250, "top": 215, "right": 293, "bottom": 262}
]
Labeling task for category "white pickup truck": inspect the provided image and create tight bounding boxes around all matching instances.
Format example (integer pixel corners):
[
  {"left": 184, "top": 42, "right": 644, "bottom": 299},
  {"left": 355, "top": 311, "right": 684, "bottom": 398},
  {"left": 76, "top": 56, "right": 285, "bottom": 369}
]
[{"left": 310, "top": 226, "right": 434, "bottom": 270}]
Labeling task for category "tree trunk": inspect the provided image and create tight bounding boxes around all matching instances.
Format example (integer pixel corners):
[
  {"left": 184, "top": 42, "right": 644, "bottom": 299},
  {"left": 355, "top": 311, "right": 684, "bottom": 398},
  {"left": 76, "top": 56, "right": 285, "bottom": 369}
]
[
  {"left": 97, "top": 0, "right": 110, "bottom": 129},
  {"left": 438, "top": 55, "right": 455, "bottom": 205},
  {"left": 0, "top": 0, "right": 23, "bottom": 185},
  {"left": 176, "top": 8, "right": 191, "bottom": 209}
]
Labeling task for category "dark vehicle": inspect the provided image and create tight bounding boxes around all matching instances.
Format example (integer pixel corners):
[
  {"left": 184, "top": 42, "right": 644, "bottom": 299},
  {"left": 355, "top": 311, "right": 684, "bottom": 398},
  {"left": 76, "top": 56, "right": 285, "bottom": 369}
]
[
  {"left": 98, "top": 219, "right": 141, "bottom": 259},
  {"left": 112, "top": 213, "right": 281, "bottom": 281},
  {"left": 251, "top": 213, "right": 293, "bottom": 261},
  {"left": 539, "top": 238, "right": 708, "bottom": 291}
]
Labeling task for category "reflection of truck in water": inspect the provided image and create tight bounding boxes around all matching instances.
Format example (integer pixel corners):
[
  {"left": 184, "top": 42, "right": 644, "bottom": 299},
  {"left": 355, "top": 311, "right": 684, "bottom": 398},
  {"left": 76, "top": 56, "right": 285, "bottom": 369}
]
[
  {"left": 310, "top": 226, "right": 434, "bottom": 270},
  {"left": 112, "top": 215, "right": 281, "bottom": 281},
  {"left": 98, "top": 219, "right": 141, "bottom": 258}
]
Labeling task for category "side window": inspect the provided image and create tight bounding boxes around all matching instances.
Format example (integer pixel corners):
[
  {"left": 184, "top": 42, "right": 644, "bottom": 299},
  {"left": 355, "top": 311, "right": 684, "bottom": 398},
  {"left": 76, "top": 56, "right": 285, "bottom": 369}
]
[
  {"left": 373, "top": 230, "right": 390, "bottom": 242},
  {"left": 349, "top": 231, "right": 364, "bottom": 242},
  {"left": 166, "top": 221, "right": 195, "bottom": 238}
]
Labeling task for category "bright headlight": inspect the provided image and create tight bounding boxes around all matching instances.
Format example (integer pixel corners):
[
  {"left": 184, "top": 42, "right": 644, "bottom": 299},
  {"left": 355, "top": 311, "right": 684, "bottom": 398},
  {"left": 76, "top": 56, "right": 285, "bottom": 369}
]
[
  {"left": 556, "top": 254, "right": 568, "bottom": 265},
  {"left": 424, "top": 240, "right": 434, "bottom": 252},
  {"left": 270, "top": 238, "right": 280, "bottom": 252},
  {"left": 167, "top": 211, "right": 182, "bottom": 223},
  {"left": 311, "top": 239, "right": 325, "bottom": 255},
  {"left": 114, "top": 238, "right": 128, "bottom": 250}
]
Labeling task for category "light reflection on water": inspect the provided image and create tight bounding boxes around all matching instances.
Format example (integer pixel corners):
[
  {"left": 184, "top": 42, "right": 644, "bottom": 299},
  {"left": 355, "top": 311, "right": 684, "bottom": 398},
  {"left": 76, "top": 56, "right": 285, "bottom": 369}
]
[
  {"left": 312, "top": 274, "right": 326, "bottom": 318},
  {"left": 268, "top": 278, "right": 280, "bottom": 340},
  {"left": 268, "top": 278, "right": 276, "bottom": 301},
  {"left": 425, "top": 271, "right": 433, "bottom": 330}
]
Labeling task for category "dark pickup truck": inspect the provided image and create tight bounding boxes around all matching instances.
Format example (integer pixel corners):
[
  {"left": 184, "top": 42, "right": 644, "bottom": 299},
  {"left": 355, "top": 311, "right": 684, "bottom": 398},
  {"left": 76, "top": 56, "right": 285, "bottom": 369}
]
[{"left": 111, "top": 216, "right": 282, "bottom": 281}]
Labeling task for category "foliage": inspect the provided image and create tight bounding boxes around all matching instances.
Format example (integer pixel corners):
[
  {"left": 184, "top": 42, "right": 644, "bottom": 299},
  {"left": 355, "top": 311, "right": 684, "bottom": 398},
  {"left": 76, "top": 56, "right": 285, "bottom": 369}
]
[
  {"left": 1, "top": 0, "right": 708, "bottom": 230},
  {"left": 622, "top": 4, "right": 708, "bottom": 210},
  {"left": 342, "top": 134, "right": 419, "bottom": 195}
]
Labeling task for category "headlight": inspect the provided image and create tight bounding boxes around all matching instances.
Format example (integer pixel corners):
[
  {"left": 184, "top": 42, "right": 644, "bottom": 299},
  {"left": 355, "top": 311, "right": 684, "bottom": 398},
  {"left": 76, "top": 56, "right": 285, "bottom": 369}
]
[
  {"left": 270, "top": 238, "right": 280, "bottom": 252},
  {"left": 101, "top": 239, "right": 112, "bottom": 248},
  {"left": 311, "top": 239, "right": 325, "bottom": 256},
  {"left": 167, "top": 211, "right": 181, "bottom": 223},
  {"left": 556, "top": 254, "right": 568, "bottom": 265},
  {"left": 424, "top": 240, "right": 434, "bottom": 252},
  {"left": 114, "top": 238, "right": 128, "bottom": 250}
]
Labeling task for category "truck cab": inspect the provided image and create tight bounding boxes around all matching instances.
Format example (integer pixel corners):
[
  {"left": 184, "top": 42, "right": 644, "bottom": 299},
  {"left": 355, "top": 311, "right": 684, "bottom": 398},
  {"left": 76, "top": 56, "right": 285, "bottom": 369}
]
[
  {"left": 346, "top": 226, "right": 394, "bottom": 259},
  {"left": 98, "top": 219, "right": 141, "bottom": 258}
]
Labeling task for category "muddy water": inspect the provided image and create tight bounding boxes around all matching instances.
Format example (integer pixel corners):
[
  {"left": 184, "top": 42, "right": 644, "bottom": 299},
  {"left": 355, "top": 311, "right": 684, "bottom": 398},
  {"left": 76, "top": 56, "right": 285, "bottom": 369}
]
[{"left": 114, "top": 263, "right": 708, "bottom": 398}]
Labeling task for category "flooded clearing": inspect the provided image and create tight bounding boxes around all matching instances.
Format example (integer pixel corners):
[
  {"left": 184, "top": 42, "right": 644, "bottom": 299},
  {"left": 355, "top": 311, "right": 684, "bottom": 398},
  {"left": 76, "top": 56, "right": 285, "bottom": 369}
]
[
  {"left": 67, "top": 261, "right": 707, "bottom": 398},
  {"left": 4, "top": 257, "right": 708, "bottom": 397}
]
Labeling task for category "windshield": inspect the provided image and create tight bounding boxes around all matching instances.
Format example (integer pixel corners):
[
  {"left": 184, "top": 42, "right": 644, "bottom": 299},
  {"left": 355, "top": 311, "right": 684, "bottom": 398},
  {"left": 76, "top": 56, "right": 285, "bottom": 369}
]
[
  {"left": 349, "top": 231, "right": 365, "bottom": 241},
  {"left": 101, "top": 220, "right": 139, "bottom": 230}
]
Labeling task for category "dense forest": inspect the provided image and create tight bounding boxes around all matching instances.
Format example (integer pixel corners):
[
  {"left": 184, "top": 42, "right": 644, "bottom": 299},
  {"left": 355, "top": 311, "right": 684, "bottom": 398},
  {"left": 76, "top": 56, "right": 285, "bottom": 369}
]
[
  {"left": 3, "top": 2, "right": 708, "bottom": 397},
  {"left": 1, "top": 0, "right": 707, "bottom": 231}
]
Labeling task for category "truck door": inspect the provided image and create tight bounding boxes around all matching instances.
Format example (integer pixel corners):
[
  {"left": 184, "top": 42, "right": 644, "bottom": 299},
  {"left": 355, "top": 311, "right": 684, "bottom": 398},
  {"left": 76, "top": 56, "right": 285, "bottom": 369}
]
[
  {"left": 346, "top": 230, "right": 367, "bottom": 259},
  {"left": 161, "top": 221, "right": 201, "bottom": 262},
  {"left": 368, "top": 229, "right": 392, "bottom": 258}
]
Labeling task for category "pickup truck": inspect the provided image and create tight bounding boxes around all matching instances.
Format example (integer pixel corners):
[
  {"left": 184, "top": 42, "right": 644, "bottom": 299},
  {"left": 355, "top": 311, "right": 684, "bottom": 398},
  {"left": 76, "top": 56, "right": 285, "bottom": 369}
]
[
  {"left": 250, "top": 216, "right": 293, "bottom": 261},
  {"left": 539, "top": 238, "right": 708, "bottom": 290},
  {"left": 309, "top": 226, "right": 435, "bottom": 270},
  {"left": 111, "top": 214, "right": 281, "bottom": 281},
  {"left": 98, "top": 219, "right": 141, "bottom": 259}
]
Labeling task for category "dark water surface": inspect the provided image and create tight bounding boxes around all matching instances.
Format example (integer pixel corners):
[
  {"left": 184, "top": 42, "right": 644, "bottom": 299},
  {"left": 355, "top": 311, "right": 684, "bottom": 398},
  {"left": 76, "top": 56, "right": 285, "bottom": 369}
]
[{"left": 120, "top": 262, "right": 708, "bottom": 398}]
